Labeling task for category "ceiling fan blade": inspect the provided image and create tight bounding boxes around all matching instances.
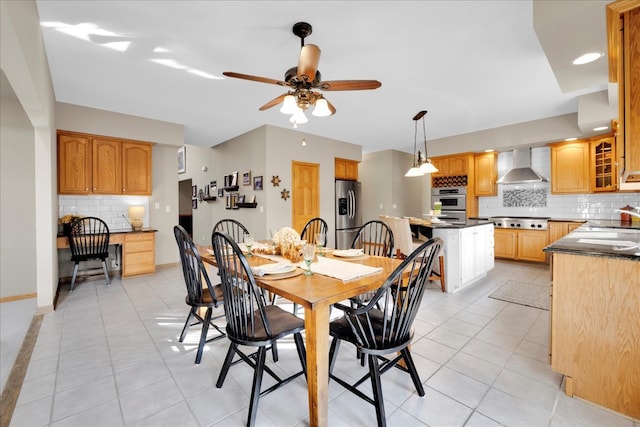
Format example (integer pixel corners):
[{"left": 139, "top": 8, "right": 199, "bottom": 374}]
[
  {"left": 223, "top": 71, "right": 287, "bottom": 86},
  {"left": 317, "top": 80, "right": 382, "bottom": 91},
  {"left": 297, "top": 44, "right": 321, "bottom": 81},
  {"left": 259, "top": 93, "right": 287, "bottom": 111}
]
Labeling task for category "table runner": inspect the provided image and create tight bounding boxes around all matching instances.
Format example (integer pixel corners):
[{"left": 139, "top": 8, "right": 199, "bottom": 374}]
[{"left": 295, "top": 256, "right": 383, "bottom": 282}]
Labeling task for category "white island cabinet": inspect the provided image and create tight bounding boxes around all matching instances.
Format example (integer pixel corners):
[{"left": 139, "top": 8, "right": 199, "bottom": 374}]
[{"left": 432, "top": 223, "right": 494, "bottom": 293}]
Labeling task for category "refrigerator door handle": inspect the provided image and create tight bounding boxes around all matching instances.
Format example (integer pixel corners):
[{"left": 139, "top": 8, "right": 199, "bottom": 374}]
[{"left": 348, "top": 190, "right": 355, "bottom": 219}]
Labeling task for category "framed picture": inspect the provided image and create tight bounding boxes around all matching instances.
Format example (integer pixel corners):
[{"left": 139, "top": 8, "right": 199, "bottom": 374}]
[
  {"left": 218, "top": 188, "right": 224, "bottom": 197},
  {"left": 225, "top": 194, "right": 232, "bottom": 209},
  {"left": 192, "top": 198, "right": 197, "bottom": 209},
  {"left": 253, "top": 175, "right": 263, "bottom": 191},
  {"left": 204, "top": 184, "right": 210, "bottom": 197},
  {"left": 210, "top": 180, "right": 217, "bottom": 195},
  {"left": 192, "top": 185, "right": 197, "bottom": 198},
  {"left": 178, "top": 146, "right": 186, "bottom": 174},
  {"left": 231, "top": 171, "right": 239, "bottom": 187},
  {"left": 238, "top": 195, "right": 245, "bottom": 203},
  {"left": 242, "top": 171, "right": 251, "bottom": 186}
]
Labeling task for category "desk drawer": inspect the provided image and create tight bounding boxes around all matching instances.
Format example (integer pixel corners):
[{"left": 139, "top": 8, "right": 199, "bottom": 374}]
[
  {"left": 124, "top": 239, "right": 154, "bottom": 253},
  {"left": 123, "top": 252, "right": 155, "bottom": 276}
]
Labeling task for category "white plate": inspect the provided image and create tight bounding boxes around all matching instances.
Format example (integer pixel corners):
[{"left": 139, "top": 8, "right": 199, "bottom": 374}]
[
  {"left": 333, "top": 249, "right": 365, "bottom": 258},
  {"left": 255, "top": 263, "right": 296, "bottom": 275}
]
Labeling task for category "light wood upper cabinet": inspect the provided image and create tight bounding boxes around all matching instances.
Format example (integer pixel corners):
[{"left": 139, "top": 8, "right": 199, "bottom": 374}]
[
  {"left": 608, "top": 1, "right": 640, "bottom": 186},
  {"left": 590, "top": 136, "right": 616, "bottom": 192},
  {"left": 474, "top": 152, "right": 497, "bottom": 196},
  {"left": 549, "top": 141, "right": 590, "bottom": 194},
  {"left": 431, "top": 154, "right": 469, "bottom": 177},
  {"left": 335, "top": 158, "right": 358, "bottom": 181},
  {"left": 122, "top": 142, "right": 152, "bottom": 195},
  {"left": 57, "top": 130, "right": 153, "bottom": 195},
  {"left": 92, "top": 138, "right": 122, "bottom": 194},
  {"left": 58, "top": 133, "right": 92, "bottom": 194}
]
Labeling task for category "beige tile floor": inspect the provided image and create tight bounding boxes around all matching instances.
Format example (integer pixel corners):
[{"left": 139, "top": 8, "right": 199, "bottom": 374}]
[{"left": 2, "top": 260, "right": 639, "bottom": 426}]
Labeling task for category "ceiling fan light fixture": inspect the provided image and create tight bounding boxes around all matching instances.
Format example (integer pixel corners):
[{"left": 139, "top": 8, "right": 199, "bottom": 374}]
[
  {"left": 289, "top": 109, "right": 308, "bottom": 125},
  {"left": 312, "top": 98, "right": 331, "bottom": 117},
  {"left": 280, "top": 95, "right": 298, "bottom": 114}
]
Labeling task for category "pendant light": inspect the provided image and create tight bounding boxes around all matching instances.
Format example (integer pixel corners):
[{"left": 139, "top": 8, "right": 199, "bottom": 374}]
[{"left": 405, "top": 110, "right": 438, "bottom": 176}]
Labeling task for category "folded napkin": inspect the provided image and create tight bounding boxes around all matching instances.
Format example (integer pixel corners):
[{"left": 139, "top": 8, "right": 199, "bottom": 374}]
[
  {"left": 251, "top": 262, "right": 294, "bottom": 277},
  {"left": 297, "top": 257, "right": 383, "bottom": 282}
]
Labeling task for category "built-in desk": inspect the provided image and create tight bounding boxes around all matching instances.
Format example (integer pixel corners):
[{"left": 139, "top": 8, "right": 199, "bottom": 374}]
[{"left": 57, "top": 228, "right": 157, "bottom": 277}]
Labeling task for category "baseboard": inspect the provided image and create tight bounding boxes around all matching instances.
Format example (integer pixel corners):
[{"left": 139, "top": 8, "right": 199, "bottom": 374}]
[{"left": 0, "top": 293, "right": 37, "bottom": 304}]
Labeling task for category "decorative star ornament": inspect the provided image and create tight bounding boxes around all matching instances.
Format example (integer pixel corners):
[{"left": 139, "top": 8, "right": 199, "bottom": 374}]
[
  {"left": 271, "top": 175, "right": 281, "bottom": 187},
  {"left": 281, "top": 189, "right": 290, "bottom": 201}
]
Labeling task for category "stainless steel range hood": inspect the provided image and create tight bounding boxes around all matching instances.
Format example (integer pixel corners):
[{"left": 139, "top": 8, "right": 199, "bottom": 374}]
[{"left": 497, "top": 147, "right": 548, "bottom": 184}]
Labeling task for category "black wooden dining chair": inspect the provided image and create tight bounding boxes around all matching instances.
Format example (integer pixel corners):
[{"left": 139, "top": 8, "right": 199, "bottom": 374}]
[
  {"left": 67, "top": 216, "right": 111, "bottom": 291},
  {"left": 328, "top": 237, "right": 443, "bottom": 427},
  {"left": 211, "top": 231, "right": 307, "bottom": 427},
  {"left": 213, "top": 218, "right": 249, "bottom": 243},
  {"left": 174, "top": 225, "right": 225, "bottom": 364},
  {"left": 300, "top": 217, "right": 328, "bottom": 244}
]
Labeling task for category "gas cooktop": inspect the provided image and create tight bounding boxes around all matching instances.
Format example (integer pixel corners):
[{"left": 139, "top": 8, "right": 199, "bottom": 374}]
[{"left": 489, "top": 216, "right": 549, "bottom": 230}]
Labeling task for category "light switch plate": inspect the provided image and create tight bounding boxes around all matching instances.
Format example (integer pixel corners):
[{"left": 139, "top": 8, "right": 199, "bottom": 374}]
[
  {"left": 154, "top": 202, "right": 160, "bottom": 209},
  {"left": 165, "top": 205, "right": 171, "bottom": 213}
]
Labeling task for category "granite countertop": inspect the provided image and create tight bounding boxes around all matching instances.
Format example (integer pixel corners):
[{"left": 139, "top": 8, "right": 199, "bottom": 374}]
[
  {"left": 422, "top": 219, "right": 493, "bottom": 229},
  {"left": 57, "top": 227, "right": 157, "bottom": 238},
  {"left": 544, "top": 221, "right": 640, "bottom": 260}
]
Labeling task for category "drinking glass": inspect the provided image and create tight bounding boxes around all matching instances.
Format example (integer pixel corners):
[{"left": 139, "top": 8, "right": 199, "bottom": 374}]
[
  {"left": 315, "top": 233, "right": 326, "bottom": 256},
  {"left": 302, "top": 243, "right": 316, "bottom": 276},
  {"left": 244, "top": 233, "right": 254, "bottom": 256}
]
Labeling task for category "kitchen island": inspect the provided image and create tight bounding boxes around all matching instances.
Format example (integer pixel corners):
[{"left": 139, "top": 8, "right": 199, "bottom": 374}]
[
  {"left": 543, "top": 221, "right": 639, "bottom": 419},
  {"left": 412, "top": 219, "right": 494, "bottom": 293}
]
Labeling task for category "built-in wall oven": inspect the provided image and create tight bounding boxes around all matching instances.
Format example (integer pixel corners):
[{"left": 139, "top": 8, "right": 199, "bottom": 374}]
[{"left": 431, "top": 187, "right": 467, "bottom": 223}]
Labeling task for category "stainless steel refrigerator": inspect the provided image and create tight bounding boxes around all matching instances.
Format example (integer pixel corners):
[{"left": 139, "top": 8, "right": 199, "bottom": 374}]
[{"left": 335, "top": 180, "right": 362, "bottom": 249}]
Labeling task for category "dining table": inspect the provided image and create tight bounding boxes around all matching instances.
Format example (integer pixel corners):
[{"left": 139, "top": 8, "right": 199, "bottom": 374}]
[{"left": 199, "top": 245, "right": 403, "bottom": 427}]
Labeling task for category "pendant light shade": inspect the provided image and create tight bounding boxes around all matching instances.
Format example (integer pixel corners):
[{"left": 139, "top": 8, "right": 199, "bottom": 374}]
[
  {"left": 405, "top": 110, "right": 438, "bottom": 177},
  {"left": 289, "top": 109, "right": 308, "bottom": 125}
]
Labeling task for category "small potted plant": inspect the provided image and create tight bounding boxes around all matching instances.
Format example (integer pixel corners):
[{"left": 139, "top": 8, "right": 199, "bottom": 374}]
[{"left": 58, "top": 214, "right": 81, "bottom": 235}]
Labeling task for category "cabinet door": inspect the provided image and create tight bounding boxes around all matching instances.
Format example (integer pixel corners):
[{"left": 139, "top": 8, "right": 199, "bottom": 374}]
[
  {"left": 567, "top": 222, "right": 583, "bottom": 232},
  {"left": 517, "top": 231, "right": 547, "bottom": 262},
  {"left": 345, "top": 161, "right": 358, "bottom": 180},
  {"left": 547, "top": 222, "right": 568, "bottom": 245},
  {"left": 475, "top": 152, "right": 497, "bottom": 196},
  {"left": 430, "top": 157, "right": 449, "bottom": 176},
  {"left": 335, "top": 158, "right": 358, "bottom": 180},
  {"left": 551, "top": 142, "right": 590, "bottom": 194},
  {"left": 122, "top": 142, "right": 152, "bottom": 195},
  {"left": 58, "top": 133, "right": 91, "bottom": 194},
  {"left": 591, "top": 137, "right": 616, "bottom": 192},
  {"left": 459, "top": 228, "right": 476, "bottom": 283},
  {"left": 494, "top": 228, "right": 517, "bottom": 259},
  {"left": 448, "top": 155, "right": 468, "bottom": 175},
  {"left": 92, "top": 138, "right": 122, "bottom": 194}
]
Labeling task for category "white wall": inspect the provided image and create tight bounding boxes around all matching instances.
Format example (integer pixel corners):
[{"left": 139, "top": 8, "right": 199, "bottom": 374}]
[
  {"left": 1, "top": 0, "right": 57, "bottom": 309},
  {"left": 0, "top": 94, "right": 37, "bottom": 298}
]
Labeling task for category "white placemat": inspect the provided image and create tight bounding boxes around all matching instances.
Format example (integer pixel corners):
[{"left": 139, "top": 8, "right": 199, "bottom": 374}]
[{"left": 296, "top": 257, "right": 383, "bottom": 282}]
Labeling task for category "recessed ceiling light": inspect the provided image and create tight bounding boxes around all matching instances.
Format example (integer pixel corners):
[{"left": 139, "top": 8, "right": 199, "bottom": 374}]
[
  {"left": 564, "top": 137, "right": 578, "bottom": 141},
  {"left": 484, "top": 149, "right": 494, "bottom": 152},
  {"left": 593, "top": 126, "right": 609, "bottom": 131},
  {"left": 573, "top": 52, "right": 603, "bottom": 65}
]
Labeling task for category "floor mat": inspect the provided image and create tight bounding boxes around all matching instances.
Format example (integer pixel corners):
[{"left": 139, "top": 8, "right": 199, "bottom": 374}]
[{"left": 489, "top": 280, "right": 549, "bottom": 310}]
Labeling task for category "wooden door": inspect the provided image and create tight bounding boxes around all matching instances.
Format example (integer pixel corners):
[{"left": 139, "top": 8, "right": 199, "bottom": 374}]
[
  {"left": 92, "top": 138, "right": 121, "bottom": 194},
  {"left": 58, "top": 132, "right": 91, "bottom": 194},
  {"left": 122, "top": 142, "right": 152, "bottom": 195},
  {"left": 292, "top": 161, "right": 319, "bottom": 234}
]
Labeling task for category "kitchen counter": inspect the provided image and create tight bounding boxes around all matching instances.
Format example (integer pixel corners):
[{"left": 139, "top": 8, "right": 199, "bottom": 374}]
[
  {"left": 410, "top": 218, "right": 492, "bottom": 229},
  {"left": 543, "top": 221, "right": 640, "bottom": 260}
]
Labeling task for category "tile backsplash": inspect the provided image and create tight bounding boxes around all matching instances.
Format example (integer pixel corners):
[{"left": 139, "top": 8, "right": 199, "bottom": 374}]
[
  {"left": 478, "top": 147, "right": 640, "bottom": 219},
  {"left": 59, "top": 195, "right": 150, "bottom": 231}
]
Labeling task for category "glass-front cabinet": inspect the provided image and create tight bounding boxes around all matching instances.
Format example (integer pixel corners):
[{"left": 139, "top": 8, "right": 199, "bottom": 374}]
[{"left": 591, "top": 136, "right": 616, "bottom": 192}]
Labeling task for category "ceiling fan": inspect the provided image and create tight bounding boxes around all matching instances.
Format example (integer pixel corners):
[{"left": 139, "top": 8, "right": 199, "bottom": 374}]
[{"left": 223, "top": 22, "right": 382, "bottom": 126}]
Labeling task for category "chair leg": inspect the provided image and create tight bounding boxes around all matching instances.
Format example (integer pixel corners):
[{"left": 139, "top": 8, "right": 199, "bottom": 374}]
[
  {"left": 439, "top": 255, "right": 446, "bottom": 292},
  {"left": 179, "top": 308, "right": 196, "bottom": 342},
  {"left": 368, "top": 354, "right": 386, "bottom": 427},
  {"left": 293, "top": 332, "right": 307, "bottom": 381},
  {"left": 195, "top": 307, "right": 212, "bottom": 364},
  {"left": 247, "top": 347, "right": 267, "bottom": 427},
  {"left": 101, "top": 260, "right": 111, "bottom": 285},
  {"left": 328, "top": 338, "right": 341, "bottom": 375},
  {"left": 401, "top": 348, "right": 425, "bottom": 396},
  {"left": 216, "top": 343, "right": 237, "bottom": 388},
  {"left": 70, "top": 262, "right": 80, "bottom": 291}
]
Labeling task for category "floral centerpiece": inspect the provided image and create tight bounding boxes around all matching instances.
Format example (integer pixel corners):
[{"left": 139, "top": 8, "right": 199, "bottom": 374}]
[{"left": 272, "top": 227, "right": 303, "bottom": 262}]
